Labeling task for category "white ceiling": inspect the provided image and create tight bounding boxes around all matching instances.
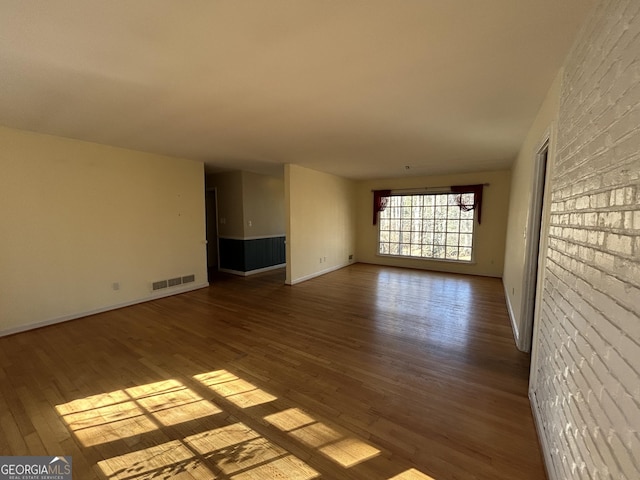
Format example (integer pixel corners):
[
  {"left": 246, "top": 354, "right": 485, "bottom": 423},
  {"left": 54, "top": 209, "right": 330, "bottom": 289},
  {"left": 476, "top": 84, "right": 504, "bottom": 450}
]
[{"left": 0, "top": 1, "right": 594, "bottom": 179}]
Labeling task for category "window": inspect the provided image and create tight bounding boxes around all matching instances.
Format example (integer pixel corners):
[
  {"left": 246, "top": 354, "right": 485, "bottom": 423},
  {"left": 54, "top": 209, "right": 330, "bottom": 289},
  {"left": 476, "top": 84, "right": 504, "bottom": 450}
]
[{"left": 378, "top": 193, "right": 475, "bottom": 262}]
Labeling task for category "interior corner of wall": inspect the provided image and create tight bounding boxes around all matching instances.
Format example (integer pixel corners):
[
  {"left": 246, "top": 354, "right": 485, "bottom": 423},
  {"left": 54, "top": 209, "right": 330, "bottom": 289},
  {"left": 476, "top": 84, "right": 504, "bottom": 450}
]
[{"left": 504, "top": 283, "right": 520, "bottom": 347}]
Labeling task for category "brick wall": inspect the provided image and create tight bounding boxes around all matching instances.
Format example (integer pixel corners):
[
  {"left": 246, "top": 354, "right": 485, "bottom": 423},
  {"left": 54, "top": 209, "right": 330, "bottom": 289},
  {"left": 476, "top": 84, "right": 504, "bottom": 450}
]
[{"left": 530, "top": 1, "right": 640, "bottom": 479}]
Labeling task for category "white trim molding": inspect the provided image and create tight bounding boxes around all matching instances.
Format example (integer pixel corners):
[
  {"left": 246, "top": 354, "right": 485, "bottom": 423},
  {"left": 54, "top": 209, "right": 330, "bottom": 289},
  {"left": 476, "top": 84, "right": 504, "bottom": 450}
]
[
  {"left": 219, "top": 263, "right": 286, "bottom": 277},
  {"left": 529, "top": 390, "right": 557, "bottom": 480},
  {"left": 286, "top": 262, "right": 350, "bottom": 285},
  {"left": 218, "top": 234, "right": 286, "bottom": 241},
  {"left": 0, "top": 282, "right": 209, "bottom": 338}
]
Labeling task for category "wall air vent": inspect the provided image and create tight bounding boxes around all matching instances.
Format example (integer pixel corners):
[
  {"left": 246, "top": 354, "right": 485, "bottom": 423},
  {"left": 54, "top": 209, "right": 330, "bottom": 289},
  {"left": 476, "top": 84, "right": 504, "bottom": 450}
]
[
  {"left": 152, "top": 274, "right": 196, "bottom": 292},
  {"left": 152, "top": 280, "right": 168, "bottom": 291}
]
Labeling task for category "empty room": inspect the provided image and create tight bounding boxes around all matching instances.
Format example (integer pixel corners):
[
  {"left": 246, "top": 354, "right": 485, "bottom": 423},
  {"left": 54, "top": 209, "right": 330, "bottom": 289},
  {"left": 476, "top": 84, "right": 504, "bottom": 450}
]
[{"left": 1, "top": 1, "right": 638, "bottom": 480}]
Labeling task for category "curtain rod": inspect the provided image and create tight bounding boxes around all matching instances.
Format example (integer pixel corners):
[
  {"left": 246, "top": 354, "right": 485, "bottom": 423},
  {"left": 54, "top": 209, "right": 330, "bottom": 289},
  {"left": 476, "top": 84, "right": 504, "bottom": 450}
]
[{"left": 371, "top": 183, "right": 490, "bottom": 192}]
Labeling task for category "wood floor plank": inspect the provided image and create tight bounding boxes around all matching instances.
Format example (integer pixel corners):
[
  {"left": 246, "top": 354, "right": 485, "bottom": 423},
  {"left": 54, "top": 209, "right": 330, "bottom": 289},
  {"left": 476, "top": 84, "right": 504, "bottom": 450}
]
[{"left": 0, "top": 264, "right": 546, "bottom": 479}]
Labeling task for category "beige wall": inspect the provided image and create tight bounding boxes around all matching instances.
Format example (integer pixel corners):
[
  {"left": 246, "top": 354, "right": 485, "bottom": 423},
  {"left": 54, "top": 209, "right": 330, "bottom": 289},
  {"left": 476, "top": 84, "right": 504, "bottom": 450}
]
[
  {"left": 207, "top": 171, "right": 244, "bottom": 238},
  {"left": 355, "top": 170, "right": 511, "bottom": 277},
  {"left": 0, "top": 126, "right": 208, "bottom": 335},
  {"left": 241, "top": 171, "right": 285, "bottom": 238},
  {"left": 285, "top": 164, "right": 356, "bottom": 284},
  {"left": 503, "top": 70, "right": 562, "bottom": 350},
  {"left": 207, "top": 170, "right": 285, "bottom": 239}
]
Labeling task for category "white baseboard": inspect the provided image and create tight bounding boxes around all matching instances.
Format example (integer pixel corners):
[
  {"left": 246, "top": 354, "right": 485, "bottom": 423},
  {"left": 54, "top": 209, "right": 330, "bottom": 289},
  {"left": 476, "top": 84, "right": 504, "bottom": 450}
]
[
  {"left": 0, "top": 282, "right": 209, "bottom": 338},
  {"left": 529, "top": 389, "right": 556, "bottom": 480},
  {"left": 503, "top": 282, "right": 520, "bottom": 348},
  {"left": 287, "top": 262, "right": 351, "bottom": 285},
  {"left": 218, "top": 263, "right": 286, "bottom": 277}
]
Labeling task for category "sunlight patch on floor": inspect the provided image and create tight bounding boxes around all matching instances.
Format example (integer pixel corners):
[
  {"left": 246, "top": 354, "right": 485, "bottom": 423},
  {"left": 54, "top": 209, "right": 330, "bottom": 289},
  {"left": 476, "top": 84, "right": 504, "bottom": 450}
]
[
  {"left": 388, "top": 468, "right": 438, "bottom": 479},
  {"left": 97, "top": 440, "right": 212, "bottom": 479},
  {"left": 55, "top": 389, "right": 156, "bottom": 447},
  {"left": 265, "top": 407, "right": 380, "bottom": 467},
  {"left": 55, "top": 379, "right": 220, "bottom": 447},
  {"left": 186, "top": 423, "right": 318, "bottom": 479},
  {"left": 57, "top": 371, "right": 431, "bottom": 479},
  {"left": 194, "top": 369, "right": 277, "bottom": 408},
  {"left": 97, "top": 422, "right": 319, "bottom": 480}
]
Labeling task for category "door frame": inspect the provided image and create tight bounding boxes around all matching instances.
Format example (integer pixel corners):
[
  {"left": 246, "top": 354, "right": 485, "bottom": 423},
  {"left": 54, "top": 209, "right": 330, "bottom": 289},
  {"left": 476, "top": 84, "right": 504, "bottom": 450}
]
[
  {"left": 519, "top": 130, "right": 552, "bottom": 353},
  {"left": 205, "top": 187, "right": 220, "bottom": 274}
]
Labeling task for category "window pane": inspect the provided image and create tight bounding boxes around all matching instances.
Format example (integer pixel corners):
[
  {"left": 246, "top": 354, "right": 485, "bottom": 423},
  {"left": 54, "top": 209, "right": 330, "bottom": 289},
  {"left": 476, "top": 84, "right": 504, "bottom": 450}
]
[
  {"left": 446, "top": 247, "right": 459, "bottom": 259},
  {"left": 434, "top": 219, "right": 447, "bottom": 232},
  {"left": 460, "top": 208, "right": 474, "bottom": 220},
  {"left": 460, "top": 234, "right": 473, "bottom": 247},
  {"left": 378, "top": 193, "right": 474, "bottom": 262},
  {"left": 423, "top": 232, "right": 434, "bottom": 245},
  {"left": 460, "top": 220, "right": 473, "bottom": 233}
]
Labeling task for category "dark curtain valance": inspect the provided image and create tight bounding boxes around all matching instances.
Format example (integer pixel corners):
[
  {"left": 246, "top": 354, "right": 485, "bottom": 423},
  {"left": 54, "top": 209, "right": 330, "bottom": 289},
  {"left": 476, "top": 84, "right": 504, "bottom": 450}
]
[
  {"left": 372, "top": 190, "right": 392, "bottom": 225},
  {"left": 372, "top": 185, "right": 484, "bottom": 225},
  {"left": 451, "top": 184, "right": 484, "bottom": 224}
]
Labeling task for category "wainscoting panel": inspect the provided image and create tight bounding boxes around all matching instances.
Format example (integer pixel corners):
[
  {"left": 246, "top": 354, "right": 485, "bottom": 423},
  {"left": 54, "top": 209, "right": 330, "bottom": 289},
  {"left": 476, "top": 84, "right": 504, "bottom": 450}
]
[{"left": 219, "top": 236, "right": 286, "bottom": 273}]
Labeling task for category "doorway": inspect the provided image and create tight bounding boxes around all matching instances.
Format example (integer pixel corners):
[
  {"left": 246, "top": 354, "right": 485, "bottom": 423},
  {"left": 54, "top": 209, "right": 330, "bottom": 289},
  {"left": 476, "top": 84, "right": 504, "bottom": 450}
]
[
  {"left": 520, "top": 139, "right": 549, "bottom": 353},
  {"left": 205, "top": 188, "right": 219, "bottom": 281}
]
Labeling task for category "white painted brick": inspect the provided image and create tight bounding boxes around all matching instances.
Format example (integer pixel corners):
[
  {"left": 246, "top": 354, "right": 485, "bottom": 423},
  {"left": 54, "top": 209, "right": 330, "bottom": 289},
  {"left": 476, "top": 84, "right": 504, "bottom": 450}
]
[
  {"left": 608, "top": 433, "right": 640, "bottom": 479},
  {"left": 624, "top": 432, "right": 640, "bottom": 462},
  {"left": 612, "top": 134, "right": 640, "bottom": 163},
  {"left": 604, "top": 232, "right": 633, "bottom": 255},
  {"left": 622, "top": 210, "right": 635, "bottom": 229},
  {"left": 594, "top": 250, "right": 616, "bottom": 270},
  {"left": 592, "top": 192, "right": 610, "bottom": 208},
  {"left": 573, "top": 182, "right": 587, "bottom": 196},
  {"left": 599, "top": 211, "right": 623, "bottom": 228},
  {"left": 587, "top": 230, "right": 600, "bottom": 245},
  {"left": 579, "top": 247, "right": 596, "bottom": 263},
  {"left": 531, "top": 1, "right": 640, "bottom": 478},
  {"left": 623, "top": 186, "right": 636, "bottom": 205},
  {"left": 584, "top": 212, "right": 599, "bottom": 227},
  {"left": 608, "top": 103, "right": 640, "bottom": 142}
]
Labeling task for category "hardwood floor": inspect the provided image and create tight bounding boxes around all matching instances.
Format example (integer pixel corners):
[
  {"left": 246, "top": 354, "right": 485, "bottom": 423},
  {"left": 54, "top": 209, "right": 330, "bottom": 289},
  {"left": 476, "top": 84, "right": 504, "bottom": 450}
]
[{"left": 0, "top": 264, "right": 546, "bottom": 479}]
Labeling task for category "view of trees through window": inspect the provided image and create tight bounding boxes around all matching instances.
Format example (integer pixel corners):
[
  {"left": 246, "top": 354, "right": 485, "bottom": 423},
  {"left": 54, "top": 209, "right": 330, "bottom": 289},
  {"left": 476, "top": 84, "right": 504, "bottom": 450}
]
[{"left": 378, "top": 193, "right": 475, "bottom": 261}]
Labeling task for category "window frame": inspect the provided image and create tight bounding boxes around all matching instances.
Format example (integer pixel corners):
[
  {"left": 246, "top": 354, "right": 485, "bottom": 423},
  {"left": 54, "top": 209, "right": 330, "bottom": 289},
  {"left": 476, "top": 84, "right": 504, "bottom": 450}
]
[{"left": 376, "top": 191, "right": 477, "bottom": 264}]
